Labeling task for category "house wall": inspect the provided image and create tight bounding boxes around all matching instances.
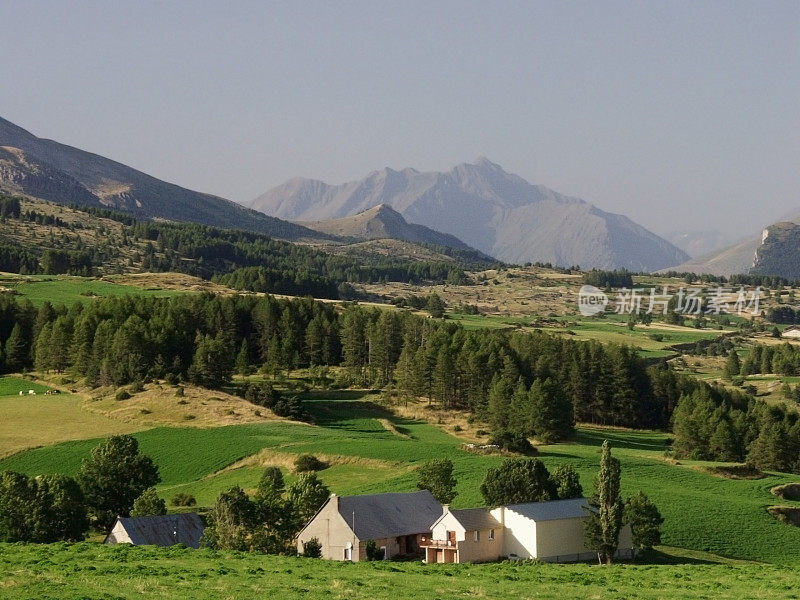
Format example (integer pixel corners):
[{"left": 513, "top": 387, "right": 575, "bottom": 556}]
[
  {"left": 431, "top": 512, "right": 465, "bottom": 541},
  {"left": 456, "top": 527, "right": 504, "bottom": 563},
  {"left": 491, "top": 507, "right": 538, "bottom": 558},
  {"left": 104, "top": 521, "right": 132, "bottom": 545},
  {"left": 534, "top": 517, "right": 590, "bottom": 561},
  {"left": 296, "top": 499, "right": 359, "bottom": 561}
]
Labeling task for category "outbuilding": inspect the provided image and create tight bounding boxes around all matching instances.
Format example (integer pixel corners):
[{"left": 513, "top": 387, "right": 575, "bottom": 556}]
[
  {"left": 104, "top": 513, "right": 205, "bottom": 549},
  {"left": 422, "top": 498, "right": 635, "bottom": 563}
]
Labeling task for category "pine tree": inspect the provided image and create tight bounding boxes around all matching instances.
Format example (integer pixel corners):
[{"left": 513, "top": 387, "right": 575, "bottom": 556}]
[
  {"left": 34, "top": 323, "right": 53, "bottom": 372},
  {"left": 708, "top": 419, "right": 740, "bottom": 462},
  {"left": 235, "top": 339, "right": 251, "bottom": 375},
  {"left": 530, "top": 378, "right": 575, "bottom": 442},
  {"left": 584, "top": 440, "right": 623, "bottom": 564},
  {"left": 4, "top": 323, "right": 28, "bottom": 372},
  {"left": 724, "top": 350, "right": 742, "bottom": 381}
]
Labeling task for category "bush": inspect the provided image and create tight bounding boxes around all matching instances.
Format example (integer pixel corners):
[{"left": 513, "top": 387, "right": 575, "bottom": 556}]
[
  {"left": 164, "top": 372, "right": 180, "bottom": 385},
  {"left": 302, "top": 537, "right": 322, "bottom": 558},
  {"left": 171, "top": 492, "right": 197, "bottom": 507},
  {"left": 489, "top": 432, "right": 536, "bottom": 454},
  {"left": 115, "top": 390, "right": 131, "bottom": 401},
  {"left": 129, "top": 380, "right": 145, "bottom": 394},
  {"left": 365, "top": 539, "right": 385, "bottom": 561},
  {"left": 294, "top": 454, "right": 326, "bottom": 473}
]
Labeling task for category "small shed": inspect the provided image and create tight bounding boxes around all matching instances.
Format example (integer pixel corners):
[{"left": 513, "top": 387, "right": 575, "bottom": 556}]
[{"left": 104, "top": 513, "right": 205, "bottom": 549}]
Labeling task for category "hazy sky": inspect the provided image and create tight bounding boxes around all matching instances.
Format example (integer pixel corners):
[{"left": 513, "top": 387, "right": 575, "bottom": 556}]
[{"left": 1, "top": 1, "right": 798, "bottom": 238}]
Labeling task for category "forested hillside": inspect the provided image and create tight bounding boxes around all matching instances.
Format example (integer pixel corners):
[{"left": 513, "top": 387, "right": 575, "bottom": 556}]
[
  {"left": 0, "top": 193, "right": 489, "bottom": 298},
  {"left": 2, "top": 288, "right": 795, "bottom": 472}
]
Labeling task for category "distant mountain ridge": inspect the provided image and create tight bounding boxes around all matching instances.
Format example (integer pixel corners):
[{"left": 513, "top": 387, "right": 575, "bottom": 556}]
[
  {"left": 0, "top": 116, "right": 320, "bottom": 240},
  {"left": 665, "top": 208, "right": 800, "bottom": 277},
  {"left": 252, "top": 158, "right": 690, "bottom": 271},
  {"left": 297, "top": 204, "right": 478, "bottom": 252}
]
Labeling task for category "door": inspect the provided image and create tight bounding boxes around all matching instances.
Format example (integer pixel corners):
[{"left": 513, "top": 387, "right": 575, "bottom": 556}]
[
  {"left": 344, "top": 547, "right": 352, "bottom": 561},
  {"left": 447, "top": 530, "right": 456, "bottom": 545}
]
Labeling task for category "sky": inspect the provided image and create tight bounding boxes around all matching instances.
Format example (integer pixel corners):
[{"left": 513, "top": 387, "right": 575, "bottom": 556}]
[{"left": 0, "top": 0, "right": 798, "bottom": 239}]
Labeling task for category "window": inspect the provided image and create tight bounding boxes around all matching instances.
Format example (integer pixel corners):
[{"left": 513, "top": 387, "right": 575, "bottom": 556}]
[
  {"left": 474, "top": 530, "right": 480, "bottom": 542},
  {"left": 489, "top": 529, "right": 495, "bottom": 540}
]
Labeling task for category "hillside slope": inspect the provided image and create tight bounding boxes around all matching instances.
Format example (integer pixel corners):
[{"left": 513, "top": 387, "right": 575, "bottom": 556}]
[
  {"left": 298, "top": 203, "right": 478, "bottom": 251},
  {"left": 751, "top": 222, "right": 800, "bottom": 279},
  {"left": 252, "top": 158, "right": 689, "bottom": 271},
  {"left": 0, "top": 116, "right": 319, "bottom": 240}
]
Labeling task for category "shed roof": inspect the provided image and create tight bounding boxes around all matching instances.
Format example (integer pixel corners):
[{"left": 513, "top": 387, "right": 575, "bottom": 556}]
[
  {"left": 504, "top": 498, "right": 592, "bottom": 522},
  {"left": 448, "top": 508, "right": 501, "bottom": 531},
  {"left": 107, "top": 513, "right": 205, "bottom": 548},
  {"left": 338, "top": 490, "right": 442, "bottom": 540}
]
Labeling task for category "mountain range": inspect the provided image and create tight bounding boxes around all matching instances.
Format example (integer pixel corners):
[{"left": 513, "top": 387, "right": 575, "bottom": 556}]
[
  {"left": 251, "top": 158, "right": 690, "bottom": 271},
  {"left": 0, "top": 116, "right": 318, "bottom": 240}
]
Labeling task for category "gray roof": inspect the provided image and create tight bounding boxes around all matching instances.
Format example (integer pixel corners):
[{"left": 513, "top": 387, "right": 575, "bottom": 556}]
[
  {"left": 108, "top": 513, "right": 205, "bottom": 548},
  {"left": 338, "top": 490, "right": 442, "bottom": 540},
  {"left": 504, "top": 497, "right": 592, "bottom": 522},
  {"left": 449, "top": 508, "right": 501, "bottom": 531}
]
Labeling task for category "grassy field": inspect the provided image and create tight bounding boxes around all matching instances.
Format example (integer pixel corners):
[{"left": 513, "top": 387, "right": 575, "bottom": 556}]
[
  {"left": 447, "top": 312, "right": 732, "bottom": 359},
  {"left": 3, "top": 398, "right": 800, "bottom": 564},
  {"left": 0, "top": 377, "right": 140, "bottom": 458},
  {"left": 2, "top": 542, "right": 798, "bottom": 600},
  {"left": 0, "top": 274, "right": 184, "bottom": 307}
]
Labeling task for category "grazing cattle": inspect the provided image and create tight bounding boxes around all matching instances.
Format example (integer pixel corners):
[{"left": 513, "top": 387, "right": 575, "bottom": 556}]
[{"left": 28, "top": 390, "right": 35, "bottom": 395}]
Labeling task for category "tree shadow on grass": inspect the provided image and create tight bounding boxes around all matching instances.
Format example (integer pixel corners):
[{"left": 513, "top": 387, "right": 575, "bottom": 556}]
[{"left": 574, "top": 429, "right": 670, "bottom": 452}]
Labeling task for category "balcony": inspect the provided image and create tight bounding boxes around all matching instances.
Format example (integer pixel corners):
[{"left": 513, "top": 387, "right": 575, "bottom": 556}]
[{"left": 419, "top": 538, "right": 457, "bottom": 549}]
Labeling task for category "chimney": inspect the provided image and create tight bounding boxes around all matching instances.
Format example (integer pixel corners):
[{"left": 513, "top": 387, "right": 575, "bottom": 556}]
[
  {"left": 331, "top": 493, "right": 339, "bottom": 509},
  {"left": 442, "top": 504, "right": 450, "bottom": 515}
]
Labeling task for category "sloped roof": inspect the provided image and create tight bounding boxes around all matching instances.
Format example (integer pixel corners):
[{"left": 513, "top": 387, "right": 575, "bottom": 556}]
[
  {"left": 109, "top": 513, "right": 205, "bottom": 548},
  {"left": 338, "top": 490, "right": 442, "bottom": 540},
  {"left": 449, "top": 508, "right": 501, "bottom": 531},
  {"left": 504, "top": 498, "right": 592, "bottom": 522}
]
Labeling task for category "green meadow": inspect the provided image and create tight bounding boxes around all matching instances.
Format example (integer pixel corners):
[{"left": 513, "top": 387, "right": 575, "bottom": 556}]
[
  {"left": 3, "top": 398, "right": 800, "bottom": 565},
  {"left": 2, "top": 542, "right": 798, "bottom": 600},
  {"left": 0, "top": 275, "right": 182, "bottom": 307}
]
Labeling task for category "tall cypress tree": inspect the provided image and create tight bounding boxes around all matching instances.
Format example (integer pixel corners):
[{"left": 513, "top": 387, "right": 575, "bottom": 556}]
[{"left": 584, "top": 440, "right": 623, "bottom": 564}]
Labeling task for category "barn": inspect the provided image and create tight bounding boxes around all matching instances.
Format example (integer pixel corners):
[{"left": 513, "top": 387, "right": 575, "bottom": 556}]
[
  {"left": 422, "top": 498, "right": 635, "bottom": 563},
  {"left": 104, "top": 513, "right": 205, "bottom": 549}
]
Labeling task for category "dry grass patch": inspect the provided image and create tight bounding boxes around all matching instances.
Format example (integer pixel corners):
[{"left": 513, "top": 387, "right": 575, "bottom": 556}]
[
  {"left": 703, "top": 463, "right": 765, "bottom": 480},
  {"left": 771, "top": 483, "right": 800, "bottom": 501},
  {"left": 767, "top": 505, "right": 800, "bottom": 527},
  {"left": 109, "top": 272, "right": 235, "bottom": 294},
  {"left": 85, "top": 381, "right": 282, "bottom": 428},
  {"left": 224, "top": 448, "right": 402, "bottom": 473},
  {"left": 390, "top": 398, "right": 487, "bottom": 442}
]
